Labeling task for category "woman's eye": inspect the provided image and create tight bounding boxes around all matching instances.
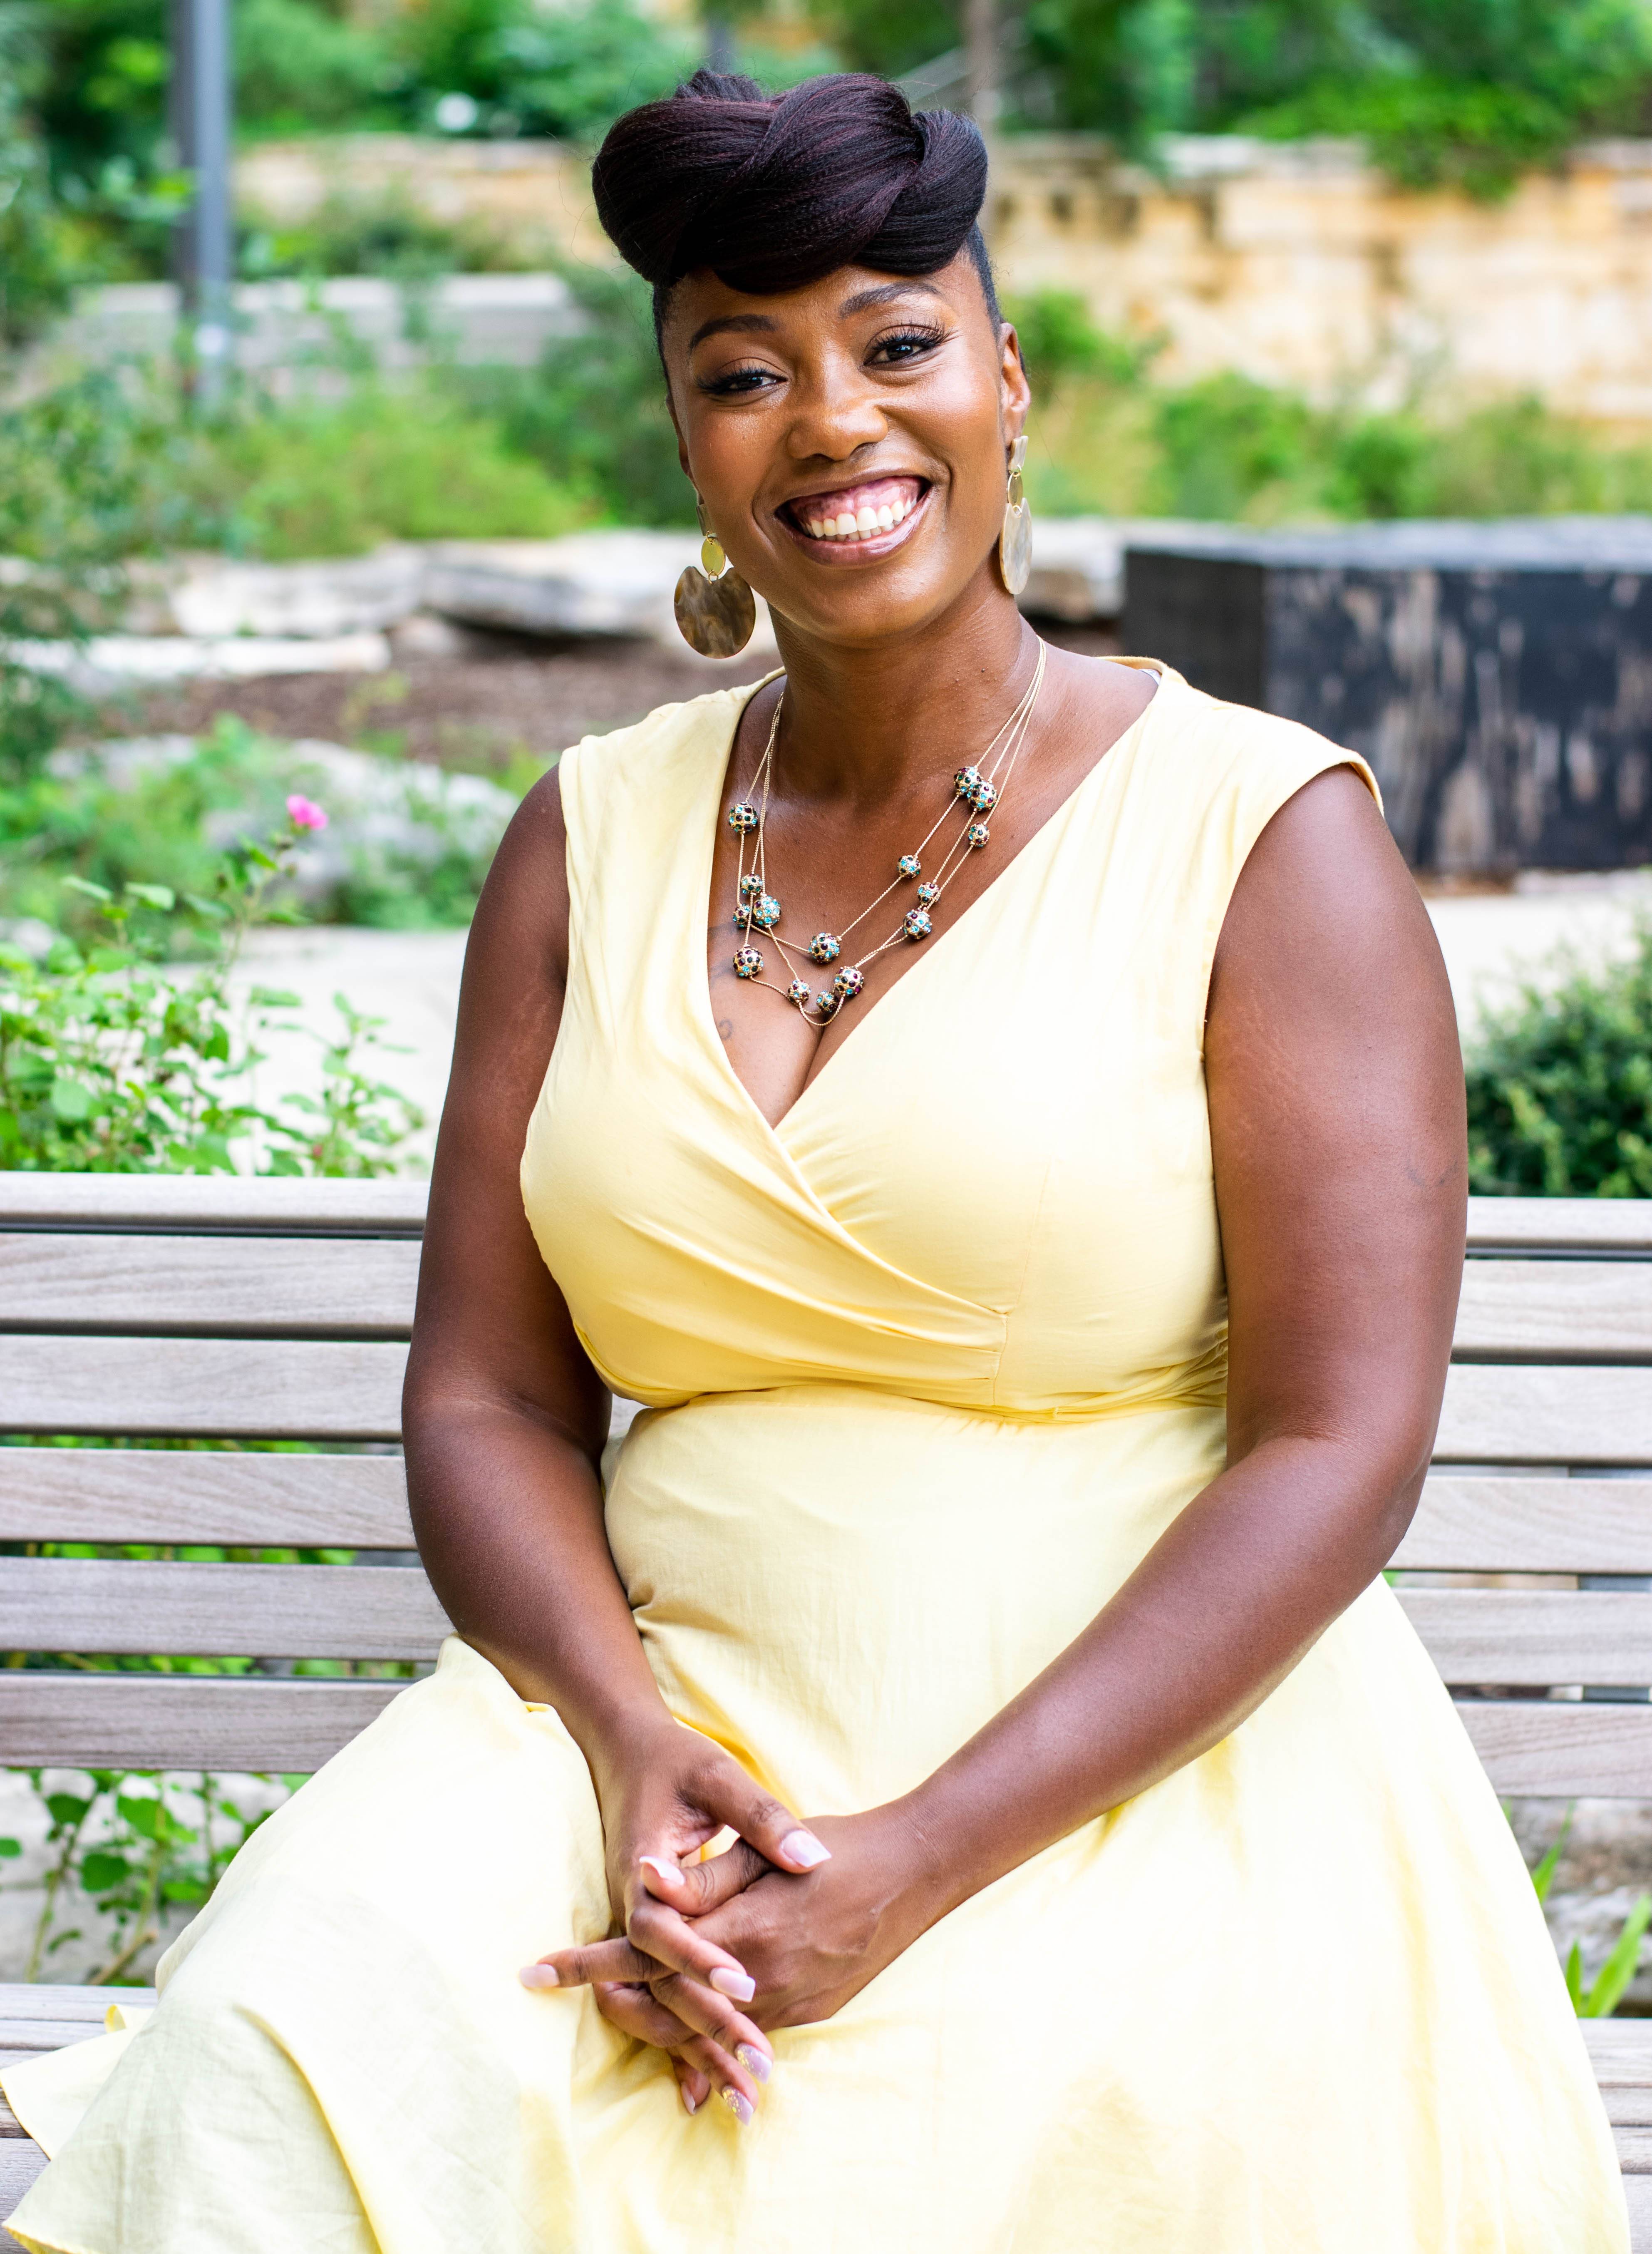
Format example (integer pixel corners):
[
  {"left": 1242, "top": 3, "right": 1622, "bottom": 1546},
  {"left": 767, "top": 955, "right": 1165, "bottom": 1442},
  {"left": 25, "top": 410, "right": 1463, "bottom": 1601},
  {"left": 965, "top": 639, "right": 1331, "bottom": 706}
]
[
  {"left": 869, "top": 326, "right": 945, "bottom": 367},
  {"left": 701, "top": 363, "right": 779, "bottom": 397}
]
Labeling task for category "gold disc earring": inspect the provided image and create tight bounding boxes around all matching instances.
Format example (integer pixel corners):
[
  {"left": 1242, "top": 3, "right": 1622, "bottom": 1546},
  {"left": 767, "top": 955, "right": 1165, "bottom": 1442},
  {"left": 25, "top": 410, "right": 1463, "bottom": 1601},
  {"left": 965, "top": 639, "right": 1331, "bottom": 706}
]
[
  {"left": 998, "top": 432, "right": 1032, "bottom": 598},
  {"left": 675, "top": 496, "right": 757, "bottom": 658}
]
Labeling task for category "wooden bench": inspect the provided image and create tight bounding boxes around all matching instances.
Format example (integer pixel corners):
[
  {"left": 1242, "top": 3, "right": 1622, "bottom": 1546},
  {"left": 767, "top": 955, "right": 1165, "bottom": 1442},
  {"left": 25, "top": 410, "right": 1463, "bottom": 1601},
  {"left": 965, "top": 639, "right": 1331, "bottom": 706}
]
[{"left": 0, "top": 1176, "right": 1651, "bottom": 2242}]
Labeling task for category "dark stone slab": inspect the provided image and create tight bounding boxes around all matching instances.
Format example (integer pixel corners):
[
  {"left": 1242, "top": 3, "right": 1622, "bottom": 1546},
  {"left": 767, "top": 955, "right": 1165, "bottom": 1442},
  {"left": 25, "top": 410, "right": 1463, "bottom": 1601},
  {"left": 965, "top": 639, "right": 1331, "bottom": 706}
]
[{"left": 1121, "top": 519, "right": 1652, "bottom": 871}]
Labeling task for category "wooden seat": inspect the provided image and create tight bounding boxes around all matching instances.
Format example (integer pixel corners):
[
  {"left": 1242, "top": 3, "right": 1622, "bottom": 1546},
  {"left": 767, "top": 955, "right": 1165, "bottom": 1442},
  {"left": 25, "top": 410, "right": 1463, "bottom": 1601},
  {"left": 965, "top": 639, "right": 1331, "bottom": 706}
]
[{"left": 0, "top": 1178, "right": 1650, "bottom": 2242}]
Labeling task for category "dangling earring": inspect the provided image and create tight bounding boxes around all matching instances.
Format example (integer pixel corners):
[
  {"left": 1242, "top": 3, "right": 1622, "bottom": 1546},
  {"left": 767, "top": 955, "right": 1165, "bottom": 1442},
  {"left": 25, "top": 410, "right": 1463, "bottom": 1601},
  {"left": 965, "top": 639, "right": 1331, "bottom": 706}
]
[
  {"left": 998, "top": 432, "right": 1032, "bottom": 597},
  {"left": 675, "top": 496, "right": 757, "bottom": 658}
]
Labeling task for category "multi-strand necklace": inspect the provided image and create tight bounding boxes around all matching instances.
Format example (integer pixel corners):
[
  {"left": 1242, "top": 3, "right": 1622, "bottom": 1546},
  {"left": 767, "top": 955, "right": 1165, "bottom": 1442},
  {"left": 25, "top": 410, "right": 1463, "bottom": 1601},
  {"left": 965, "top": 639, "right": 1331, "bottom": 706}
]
[{"left": 726, "top": 643, "right": 1048, "bottom": 1025}]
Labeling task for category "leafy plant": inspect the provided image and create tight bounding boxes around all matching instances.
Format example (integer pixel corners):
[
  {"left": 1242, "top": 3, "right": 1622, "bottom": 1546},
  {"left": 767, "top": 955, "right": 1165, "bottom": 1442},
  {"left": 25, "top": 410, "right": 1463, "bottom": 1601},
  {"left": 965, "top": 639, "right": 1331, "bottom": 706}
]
[
  {"left": 1525, "top": 1805, "right": 1652, "bottom": 2017},
  {"left": 462, "top": 263, "right": 694, "bottom": 526},
  {"left": 0, "top": 802, "right": 423, "bottom": 1175},
  {"left": 2, "top": 1768, "right": 292, "bottom": 1984},
  {"left": 1465, "top": 928, "right": 1652, "bottom": 1198},
  {"left": 1005, "top": 289, "right": 1652, "bottom": 525}
]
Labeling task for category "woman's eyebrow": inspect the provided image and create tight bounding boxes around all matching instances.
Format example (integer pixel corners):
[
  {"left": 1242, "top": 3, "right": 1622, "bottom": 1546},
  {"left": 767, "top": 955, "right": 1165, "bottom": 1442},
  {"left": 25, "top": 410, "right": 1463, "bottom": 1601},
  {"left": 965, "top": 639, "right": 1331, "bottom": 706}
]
[
  {"left": 837, "top": 281, "right": 943, "bottom": 318},
  {"left": 687, "top": 312, "right": 779, "bottom": 352}
]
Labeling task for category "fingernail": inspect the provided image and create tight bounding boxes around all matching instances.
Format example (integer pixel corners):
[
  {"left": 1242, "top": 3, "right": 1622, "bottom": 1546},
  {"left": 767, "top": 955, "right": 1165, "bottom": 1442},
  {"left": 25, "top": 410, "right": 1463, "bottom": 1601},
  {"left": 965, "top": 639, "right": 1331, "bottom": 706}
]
[
  {"left": 736, "top": 2044, "right": 771, "bottom": 2083},
  {"left": 709, "top": 1966, "right": 756, "bottom": 2001},
  {"left": 780, "top": 1829, "right": 831, "bottom": 1869},
  {"left": 639, "top": 1855, "right": 680, "bottom": 1887},
  {"left": 720, "top": 2087, "right": 754, "bottom": 2126},
  {"left": 518, "top": 1964, "right": 560, "bottom": 1989},
  {"left": 682, "top": 2085, "right": 699, "bottom": 2115}
]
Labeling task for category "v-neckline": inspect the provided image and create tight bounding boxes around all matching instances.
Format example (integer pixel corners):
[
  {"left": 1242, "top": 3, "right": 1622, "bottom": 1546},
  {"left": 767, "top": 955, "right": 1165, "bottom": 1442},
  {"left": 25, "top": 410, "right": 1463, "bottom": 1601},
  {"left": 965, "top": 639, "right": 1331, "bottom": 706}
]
[{"left": 692, "top": 661, "right": 1168, "bottom": 1144}]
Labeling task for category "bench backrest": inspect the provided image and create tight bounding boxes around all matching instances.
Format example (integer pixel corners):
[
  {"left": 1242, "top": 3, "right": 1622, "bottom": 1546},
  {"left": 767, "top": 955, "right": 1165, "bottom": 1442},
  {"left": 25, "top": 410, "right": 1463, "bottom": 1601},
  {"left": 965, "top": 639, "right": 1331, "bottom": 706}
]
[{"left": 0, "top": 1177, "right": 1649, "bottom": 1792}]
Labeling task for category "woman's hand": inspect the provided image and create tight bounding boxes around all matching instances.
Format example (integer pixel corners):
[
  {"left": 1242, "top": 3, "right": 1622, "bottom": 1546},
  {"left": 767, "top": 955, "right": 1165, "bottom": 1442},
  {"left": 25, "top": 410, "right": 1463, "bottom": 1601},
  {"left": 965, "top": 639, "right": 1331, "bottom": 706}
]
[
  {"left": 520, "top": 1715, "right": 831, "bottom": 2120},
  {"left": 537, "top": 1802, "right": 943, "bottom": 2046}
]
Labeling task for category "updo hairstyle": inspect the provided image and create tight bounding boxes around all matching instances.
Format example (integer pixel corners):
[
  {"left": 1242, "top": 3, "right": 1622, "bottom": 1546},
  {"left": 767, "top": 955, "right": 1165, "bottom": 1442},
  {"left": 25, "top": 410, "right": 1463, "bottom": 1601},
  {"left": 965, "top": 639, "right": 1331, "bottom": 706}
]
[{"left": 591, "top": 71, "right": 999, "bottom": 342}]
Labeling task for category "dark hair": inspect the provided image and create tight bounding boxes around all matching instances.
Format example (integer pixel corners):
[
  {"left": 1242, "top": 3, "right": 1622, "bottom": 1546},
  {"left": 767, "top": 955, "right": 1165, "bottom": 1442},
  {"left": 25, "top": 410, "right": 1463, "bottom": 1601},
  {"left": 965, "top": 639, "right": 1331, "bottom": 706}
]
[{"left": 591, "top": 71, "right": 999, "bottom": 341}]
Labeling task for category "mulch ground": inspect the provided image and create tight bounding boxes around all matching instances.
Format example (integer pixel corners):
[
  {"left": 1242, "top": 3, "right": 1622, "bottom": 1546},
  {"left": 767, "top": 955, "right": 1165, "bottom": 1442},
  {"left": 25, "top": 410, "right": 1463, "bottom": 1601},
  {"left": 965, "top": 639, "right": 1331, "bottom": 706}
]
[{"left": 83, "top": 620, "right": 1121, "bottom": 774}]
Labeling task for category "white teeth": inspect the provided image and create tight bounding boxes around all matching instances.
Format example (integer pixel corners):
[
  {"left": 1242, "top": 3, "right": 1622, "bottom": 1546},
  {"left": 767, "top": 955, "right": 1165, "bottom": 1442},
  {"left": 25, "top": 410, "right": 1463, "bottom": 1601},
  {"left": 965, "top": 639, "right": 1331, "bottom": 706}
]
[{"left": 799, "top": 492, "right": 918, "bottom": 541}]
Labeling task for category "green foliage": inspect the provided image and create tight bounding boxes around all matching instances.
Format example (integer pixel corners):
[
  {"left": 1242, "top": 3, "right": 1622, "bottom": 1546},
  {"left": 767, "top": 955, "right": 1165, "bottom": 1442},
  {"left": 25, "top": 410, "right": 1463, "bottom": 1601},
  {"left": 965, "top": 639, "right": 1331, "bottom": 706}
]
[
  {"left": 234, "top": 0, "right": 393, "bottom": 137},
  {"left": 10, "top": 1767, "right": 287, "bottom": 1983},
  {"left": 0, "top": 361, "right": 589, "bottom": 575},
  {"left": 1522, "top": 1807, "right": 1650, "bottom": 2017},
  {"left": 1240, "top": 0, "right": 1652, "bottom": 198},
  {"left": 1007, "top": 289, "right": 1652, "bottom": 526},
  {"left": 174, "top": 386, "right": 588, "bottom": 560},
  {"left": 1568, "top": 1894, "right": 1652, "bottom": 2018},
  {"left": 462, "top": 263, "right": 694, "bottom": 526},
  {"left": 1465, "top": 929, "right": 1652, "bottom": 1198},
  {"left": 424, "top": 0, "right": 700, "bottom": 141},
  {"left": 0, "top": 4, "right": 86, "bottom": 349},
  {"left": 995, "top": 0, "right": 1652, "bottom": 186},
  {"left": 0, "top": 809, "right": 422, "bottom": 1175}
]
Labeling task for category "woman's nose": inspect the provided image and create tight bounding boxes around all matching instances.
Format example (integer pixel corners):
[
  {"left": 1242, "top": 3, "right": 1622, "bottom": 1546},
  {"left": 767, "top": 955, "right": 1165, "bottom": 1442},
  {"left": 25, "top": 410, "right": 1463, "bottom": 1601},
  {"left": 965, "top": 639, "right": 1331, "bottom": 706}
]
[{"left": 783, "top": 370, "right": 888, "bottom": 462}]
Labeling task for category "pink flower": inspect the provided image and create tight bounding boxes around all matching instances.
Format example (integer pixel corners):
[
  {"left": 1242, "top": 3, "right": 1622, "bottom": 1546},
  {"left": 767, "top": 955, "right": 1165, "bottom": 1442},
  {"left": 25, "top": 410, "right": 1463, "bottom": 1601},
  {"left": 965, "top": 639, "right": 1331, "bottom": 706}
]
[{"left": 286, "top": 794, "right": 328, "bottom": 833}]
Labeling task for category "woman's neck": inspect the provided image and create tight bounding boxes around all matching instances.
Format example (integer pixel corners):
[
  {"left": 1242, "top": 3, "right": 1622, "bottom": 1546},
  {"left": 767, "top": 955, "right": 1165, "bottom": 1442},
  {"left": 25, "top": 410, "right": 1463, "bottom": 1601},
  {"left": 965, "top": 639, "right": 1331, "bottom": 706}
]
[{"left": 763, "top": 577, "right": 1036, "bottom": 809}]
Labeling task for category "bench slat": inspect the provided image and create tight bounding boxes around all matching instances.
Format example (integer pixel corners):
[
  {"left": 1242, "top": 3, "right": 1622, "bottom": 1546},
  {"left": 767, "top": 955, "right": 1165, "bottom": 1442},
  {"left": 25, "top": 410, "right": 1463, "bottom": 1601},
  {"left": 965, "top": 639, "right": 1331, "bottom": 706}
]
[
  {"left": 1455, "top": 1263, "right": 1652, "bottom": 1361},
  {"left": 0, "top": 1450, "right": 414, "bottom": 1547},
  {"left": 1398, "top": 1476, "right": 1652, "bottom": 1572},
  {"left": 1403, "top": 1589, "right": 1652, "bottom": 1685},
  {"left": 0, "top": 1558, "right": 449, "bottom": 1660},
  {"left": 0, "top": 1336, "right": 407, "bottom": 1439},
  {"left": 0, "top": 1673, "right": 404, "bottom": 1768},
  {"left": 0, "top": 1177, "right": 427, "bottom": 1233},
  {"left": 1437, "top": 1365, "right": 1652, "bottom": 1464},
  {"left": 0, "top": 1236, "right": 419, "bottom": 1340},
  {"left": 1467, "top": 1199, "right": 1652, "bottom": 1253},
  {"left": 1454, "top": 1698, "right": 1652, "bottom": 1794}
]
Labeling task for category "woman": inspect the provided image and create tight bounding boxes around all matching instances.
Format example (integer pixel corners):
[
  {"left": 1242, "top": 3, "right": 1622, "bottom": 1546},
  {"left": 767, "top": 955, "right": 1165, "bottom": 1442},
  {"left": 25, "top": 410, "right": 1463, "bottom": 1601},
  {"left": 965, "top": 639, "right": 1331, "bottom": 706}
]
[{"left": 3, "top": 70, "right": 1627, "bottom": 2254}]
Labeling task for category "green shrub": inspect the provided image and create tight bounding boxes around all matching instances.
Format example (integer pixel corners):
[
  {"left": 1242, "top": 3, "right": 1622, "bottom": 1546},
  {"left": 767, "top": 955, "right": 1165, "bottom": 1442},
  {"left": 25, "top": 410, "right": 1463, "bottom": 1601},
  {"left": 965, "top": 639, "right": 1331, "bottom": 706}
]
[
  {"left": 1465, "top": 928, "right": 1652, "bottom": 1197},
  {"left": 1007, "top": 289, "right": 1652, "bottom": 526},
  {"left": 462, "top": 263, "right": 694, "bottom": 526},
  {"left": 183, "top": 387, "right": 588, "bottom": 559},
  {"left": 0, "top": 809, "right": 422, "bottom": 1175}
]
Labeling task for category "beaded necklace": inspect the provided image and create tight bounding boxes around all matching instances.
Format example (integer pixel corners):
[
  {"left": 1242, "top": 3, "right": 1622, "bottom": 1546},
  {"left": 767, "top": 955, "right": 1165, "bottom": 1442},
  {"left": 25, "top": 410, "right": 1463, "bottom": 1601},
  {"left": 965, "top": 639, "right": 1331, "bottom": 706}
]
[{"left": 726, "top": 642, "right": 1048, "bottom": 1025}]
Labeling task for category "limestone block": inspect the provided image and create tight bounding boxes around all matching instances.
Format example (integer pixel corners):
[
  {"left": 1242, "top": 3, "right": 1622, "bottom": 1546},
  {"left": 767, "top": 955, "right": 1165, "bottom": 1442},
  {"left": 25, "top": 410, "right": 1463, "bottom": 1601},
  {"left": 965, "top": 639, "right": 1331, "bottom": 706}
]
[{"left": 422, "top": 530, "right": 780, "bottom": 663}]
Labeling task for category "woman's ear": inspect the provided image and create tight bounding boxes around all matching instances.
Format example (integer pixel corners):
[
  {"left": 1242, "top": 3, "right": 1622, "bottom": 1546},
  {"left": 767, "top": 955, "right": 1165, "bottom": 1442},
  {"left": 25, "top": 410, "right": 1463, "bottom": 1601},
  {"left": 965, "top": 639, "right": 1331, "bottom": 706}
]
[{"left": 998, "top": 323, "right": 1032, "bottom": 434}]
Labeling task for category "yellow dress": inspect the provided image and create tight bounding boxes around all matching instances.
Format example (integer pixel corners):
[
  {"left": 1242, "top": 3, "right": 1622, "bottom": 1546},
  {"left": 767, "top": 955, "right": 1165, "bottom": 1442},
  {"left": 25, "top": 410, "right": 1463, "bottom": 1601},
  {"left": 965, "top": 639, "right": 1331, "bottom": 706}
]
[{"left": 3, "top": 665, "right": 1627, "bottom": 2254}]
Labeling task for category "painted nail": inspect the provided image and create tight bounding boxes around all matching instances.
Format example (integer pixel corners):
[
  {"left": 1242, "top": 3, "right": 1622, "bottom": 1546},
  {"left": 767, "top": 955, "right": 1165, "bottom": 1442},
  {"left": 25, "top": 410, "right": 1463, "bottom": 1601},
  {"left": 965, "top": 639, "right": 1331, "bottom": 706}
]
[
  {"left": 639, "top": 1855, "right": 680, "bottom": 1887},
  {"left": 709, "top": 1966, "right": 756, "bottom": 2001},
  {"left": 681, "top": 2084, "right": 699, "bottom": 2115},
  {"left": 780, "top": 1829, "right": 831, "bottom": 1869},
  {"left": 720, "top": 2087, "right": 754, "bottom": 2126},
  {"left": 736, "top": 2044, "right": 771, "bottom": 2083},
  {"left": 518, "top": 1964, "right": 560, "bottom": 1989}
]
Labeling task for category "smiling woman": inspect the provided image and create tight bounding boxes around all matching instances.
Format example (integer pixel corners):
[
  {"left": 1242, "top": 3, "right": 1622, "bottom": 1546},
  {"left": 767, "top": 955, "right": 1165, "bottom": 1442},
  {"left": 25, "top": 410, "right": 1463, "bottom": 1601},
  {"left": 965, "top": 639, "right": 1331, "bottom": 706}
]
[{"left": 1, "top": 67, "right": 1631, "bottom": 2254}]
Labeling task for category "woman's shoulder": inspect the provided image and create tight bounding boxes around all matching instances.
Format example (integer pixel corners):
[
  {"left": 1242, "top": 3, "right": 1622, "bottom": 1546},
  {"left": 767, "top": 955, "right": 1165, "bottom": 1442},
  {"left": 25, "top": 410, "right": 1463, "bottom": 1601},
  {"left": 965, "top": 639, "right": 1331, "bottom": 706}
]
[
  {"left": 556, "top": 680, "right": 766, "bottom": 834},
  {"left": 1124, "top": 664, "right": 1381, "bottom": 859}
]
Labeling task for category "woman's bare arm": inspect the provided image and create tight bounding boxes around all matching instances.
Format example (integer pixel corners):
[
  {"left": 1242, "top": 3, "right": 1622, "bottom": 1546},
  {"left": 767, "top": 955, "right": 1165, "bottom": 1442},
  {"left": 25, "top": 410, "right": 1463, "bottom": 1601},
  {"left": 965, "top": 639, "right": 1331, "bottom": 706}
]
[
  {"left": 401, "top": 769, "right": 662, "bottom": 1743},
  {"left": 543, "top": 765, "right": 1468, "bottom": 2026}
]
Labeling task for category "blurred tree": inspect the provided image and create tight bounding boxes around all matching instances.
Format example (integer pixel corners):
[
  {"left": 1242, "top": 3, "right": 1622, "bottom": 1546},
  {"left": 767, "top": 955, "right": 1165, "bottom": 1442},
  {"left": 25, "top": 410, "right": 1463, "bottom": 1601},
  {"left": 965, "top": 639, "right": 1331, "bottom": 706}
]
[{"left": 0, "top": 3, "right": 83, "bottom": 347}]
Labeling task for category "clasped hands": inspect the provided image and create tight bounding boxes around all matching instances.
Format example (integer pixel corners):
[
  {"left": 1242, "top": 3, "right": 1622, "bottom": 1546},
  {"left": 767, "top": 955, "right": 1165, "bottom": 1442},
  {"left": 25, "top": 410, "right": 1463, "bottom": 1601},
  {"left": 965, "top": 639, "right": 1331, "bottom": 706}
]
[{"left": 518, "top": 1718, "right": 938, "bottom": 2123}]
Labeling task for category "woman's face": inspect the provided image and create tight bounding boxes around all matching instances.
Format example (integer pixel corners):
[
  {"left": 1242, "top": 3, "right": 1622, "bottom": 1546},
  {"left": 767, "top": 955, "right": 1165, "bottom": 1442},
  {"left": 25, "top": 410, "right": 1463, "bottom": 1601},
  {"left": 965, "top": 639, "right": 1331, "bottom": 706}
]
[{"left": 661, "top": 249, "right": 1029, "bottom": 649}]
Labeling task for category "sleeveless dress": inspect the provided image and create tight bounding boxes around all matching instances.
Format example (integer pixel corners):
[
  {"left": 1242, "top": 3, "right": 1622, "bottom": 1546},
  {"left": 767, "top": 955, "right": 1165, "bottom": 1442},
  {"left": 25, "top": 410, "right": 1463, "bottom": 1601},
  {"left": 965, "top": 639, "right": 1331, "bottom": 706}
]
[{"left": 2, "top": 664, "right": 1628, "bottom": 2254}]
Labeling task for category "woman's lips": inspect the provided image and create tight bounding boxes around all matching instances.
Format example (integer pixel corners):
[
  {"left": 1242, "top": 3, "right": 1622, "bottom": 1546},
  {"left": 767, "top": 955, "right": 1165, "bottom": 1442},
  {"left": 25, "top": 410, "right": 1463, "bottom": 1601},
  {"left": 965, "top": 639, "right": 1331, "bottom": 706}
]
[{"left": 780, "top": 477, "right": 929, "bottom": 559}]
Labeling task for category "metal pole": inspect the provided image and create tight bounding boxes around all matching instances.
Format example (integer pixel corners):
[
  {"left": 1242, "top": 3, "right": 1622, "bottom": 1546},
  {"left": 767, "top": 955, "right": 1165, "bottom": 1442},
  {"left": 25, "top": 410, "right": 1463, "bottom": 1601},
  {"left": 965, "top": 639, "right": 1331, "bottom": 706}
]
[
  {"left": 171, "top": 0, "right": 232, "bottom": 406},
  {"left": 965, "top": 0, "right": 1000, "bottom": 130}
]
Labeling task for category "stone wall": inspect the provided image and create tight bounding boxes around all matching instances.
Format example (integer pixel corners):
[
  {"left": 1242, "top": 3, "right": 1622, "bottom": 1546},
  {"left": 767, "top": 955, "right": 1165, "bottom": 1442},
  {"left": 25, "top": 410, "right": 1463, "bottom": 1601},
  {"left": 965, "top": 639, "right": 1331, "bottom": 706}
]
[
  {"left": 236, "top": 131, "right": 1652, "bottom": 425},
  {"left": 990, "top": 134, "right": 1652, "bottom": 425}
]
